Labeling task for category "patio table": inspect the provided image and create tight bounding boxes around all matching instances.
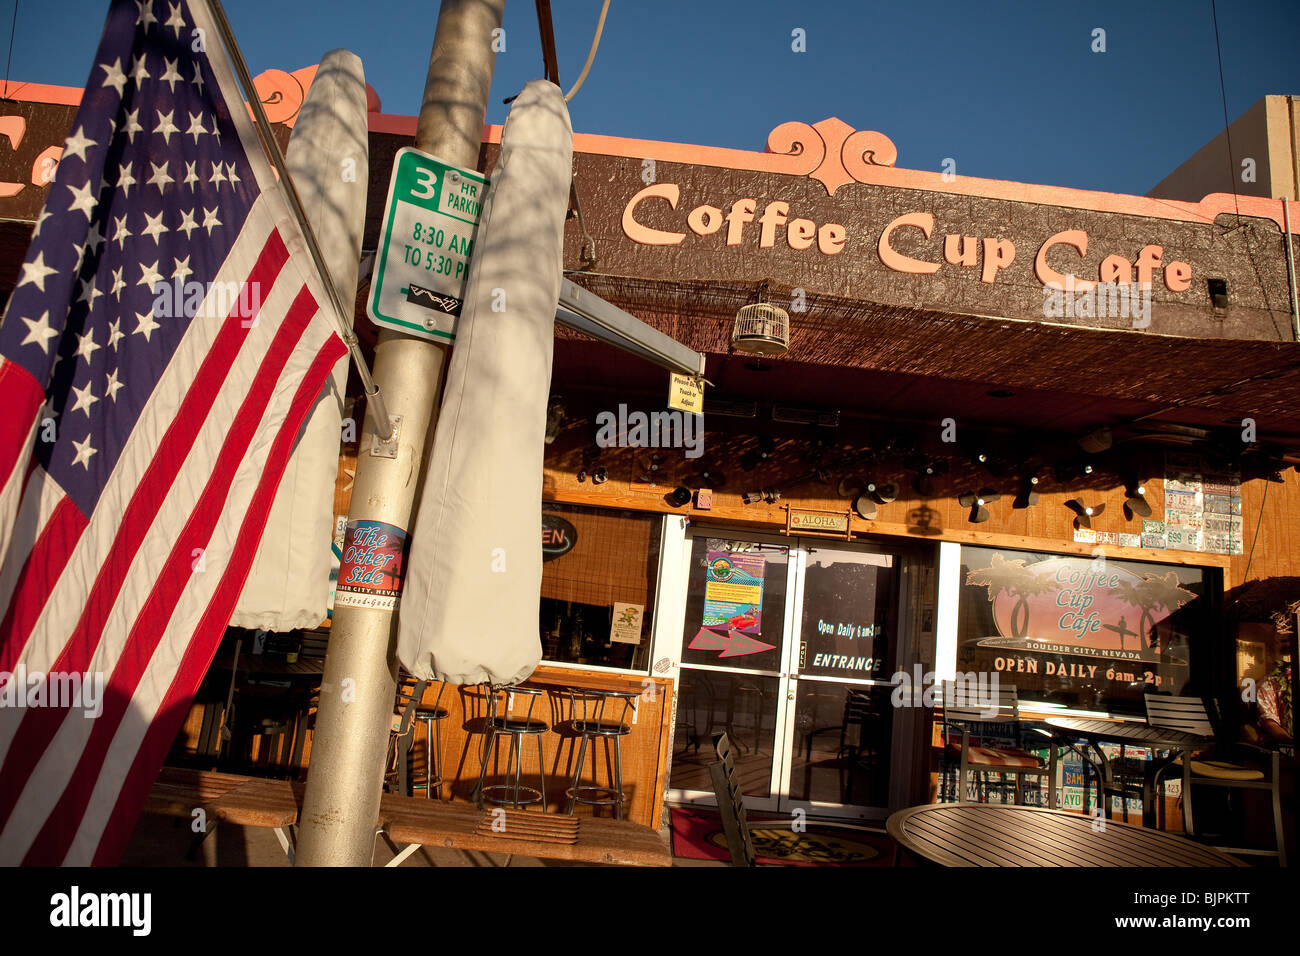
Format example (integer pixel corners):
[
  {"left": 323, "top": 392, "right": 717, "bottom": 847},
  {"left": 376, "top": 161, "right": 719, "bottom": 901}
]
[
  {"left": 887, "top": 803, "right": 1243, "bottom": 867},
  {"left": 1045, "top": 716, "right": 1210, "bottom": 828},
  {"left": 147, "top": 770, "right": 671, "bottom": 866}
]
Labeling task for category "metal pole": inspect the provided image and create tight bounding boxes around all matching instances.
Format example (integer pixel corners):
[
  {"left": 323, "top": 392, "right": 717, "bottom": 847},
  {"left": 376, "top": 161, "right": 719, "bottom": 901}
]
[{"left": 296, "top": 0, "right": 506, "bottom": 867}]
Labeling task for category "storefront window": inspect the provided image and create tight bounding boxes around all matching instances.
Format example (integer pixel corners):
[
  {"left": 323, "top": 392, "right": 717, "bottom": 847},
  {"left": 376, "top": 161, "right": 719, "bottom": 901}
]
[
  {"left": 1236, "top": 617, "right": 1294, "bottom": 745},
  {"left": 956, "top": 545, "right": 1214, "bottom": 716},
  {"left": 538, "top": 503, "right": 660, "bottom": 672}
]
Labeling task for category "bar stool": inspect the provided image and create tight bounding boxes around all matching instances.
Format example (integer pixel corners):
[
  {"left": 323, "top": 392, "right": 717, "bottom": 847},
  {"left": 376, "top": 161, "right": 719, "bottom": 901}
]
[
  {"left": 475, "top": 685, "right": 549, "bottom": 810},
  {"left": 565, "top": 688, "right": 638, "bottom": 819},
  {"left": 383, "top": 674, "right": 429, "bottom": 796},
  {"left": 413, "top": 681, "right": 450, "bottom": 799}
]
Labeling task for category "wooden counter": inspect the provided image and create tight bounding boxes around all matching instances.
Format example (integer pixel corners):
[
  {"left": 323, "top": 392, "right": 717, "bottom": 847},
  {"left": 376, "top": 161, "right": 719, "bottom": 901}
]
[{"left": 410, "top": 665, "right": 673, "bottom": 830}]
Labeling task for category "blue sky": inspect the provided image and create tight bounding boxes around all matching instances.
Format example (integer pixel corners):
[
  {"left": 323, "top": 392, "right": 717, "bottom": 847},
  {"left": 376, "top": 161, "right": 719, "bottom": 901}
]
[{"left": 6, "top": 0, "right": 1299, "bottom": 195}]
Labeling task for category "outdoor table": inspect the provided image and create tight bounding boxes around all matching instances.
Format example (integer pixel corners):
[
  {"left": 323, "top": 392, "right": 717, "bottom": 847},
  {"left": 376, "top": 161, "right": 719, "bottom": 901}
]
[
  {"left": 887, "top": 803, "right": 1244, "bottom": 867},
  {"left": 145, "top": 769, "right": 671, "bottom": 866},
  {"left": 1044, "top": 716, "right": 1211, "bottom": 828}
]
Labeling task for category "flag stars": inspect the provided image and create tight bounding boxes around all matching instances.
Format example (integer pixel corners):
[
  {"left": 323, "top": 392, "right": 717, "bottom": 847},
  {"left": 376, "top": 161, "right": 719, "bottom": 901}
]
[
  {"left": 116, "top": 161, "right": 137, "bottom": 196},
  {"left": 185, "top": 112, "right": 207, "bottom": 144},
  {"left": 62, "top": 126, "right": 97, "bottom": 164},
  {"left": 70, "top": 382, "right": 99, "bottom": 418},
  {"left": 201, "top": 207, "right": 222, "bottom": 234},
  {"left": 19, "top": 311, "right": 58, "bottom": 353},
  {"left": 159, "top": 57, "right": 183, "bottom": 92},
  {"left": 107, "top": 318, "right": 125, "bottom": 352},
  {"left": 32, "top": 208, "right": 50, "bottom": 238},
  {"left": 208, "top": 161, "right": 226, "bottom": 186},
  {"left": 171, "top": 255, "right": 193, "bottom": 284},
  {"left": 110, "top": 266, "right": 126, "bottom": 301},
  {"left": 112, "top": 214, "right": 133, "bottom": 249},
  {"left": 100, "top": 58, "right": 128, "bottom": 97},
  {"left": 177, "top": 208, "right": 199, "bottom": 238},
  {"left": 182, "top": 161, "right": 199, "bottom": 190},
  {"left": 138, "top": 260, "right": 165, "bottom": 292},
  {"left": 135, "top": 0, "right": 157, "bottom": 30},
  {"left": 133, "top": 309, "right": 161, "bottom": 341},
  {"left": 130, "top": 53, "right": 151, "bottom": 86},
  {"left": 165, "top": 2, "right": 185, "bottom": 37},
  {"left": 226, "top": 163, "right": 240, "bottom": 187},
  {"left": 122, "top": 108, "right": 143, "bottom": 143},
  {"left": 140, "top": 209, "right": 168, "bottom": 244},
  {"left": 154, "top": 109, "right": 180, "bottom": 145},
  {"left": 146, "top": 160, "right": 174, "bottom": 194},
  {"left": 66, "top": 179, "right": 99, "bottom": 220},
  {"left": 76, "top": 329, "right": 101, "bottom": 364},
  {"left": 17, "top": 251, "right": 58, "bottom": 291},
  {"left": 71, "top": 435, "right": 98, "bottom": 471},
  {"left": 85, "top": 220, "right": 106, "bottom": 256},
  {"left": 104, "top": 368, "right": 125, "bottom": 403},
  {"left": 190, "top": 63, "right": 205, "bottom": 96},
  {"left": 78, "top": 275, "right": 104, "bottom": 310}
]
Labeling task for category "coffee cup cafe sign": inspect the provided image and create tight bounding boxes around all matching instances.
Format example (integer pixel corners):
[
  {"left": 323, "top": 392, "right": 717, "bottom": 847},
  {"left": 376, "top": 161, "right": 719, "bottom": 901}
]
[
  {"left": 963, "top": 552, "right": 1199, "bottom": 687},
  {"left": 622, "top": 183, "right": 1194, "bottom": 293}
]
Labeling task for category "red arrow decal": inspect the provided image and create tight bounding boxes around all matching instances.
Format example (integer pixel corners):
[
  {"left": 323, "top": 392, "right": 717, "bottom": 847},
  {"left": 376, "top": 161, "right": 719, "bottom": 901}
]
[{"left": 689, "top": 627, "right": 776, "bottom": 658}]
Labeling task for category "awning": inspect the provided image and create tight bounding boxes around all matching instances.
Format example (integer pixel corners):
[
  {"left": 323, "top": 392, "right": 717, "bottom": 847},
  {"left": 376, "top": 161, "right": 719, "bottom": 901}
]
[{"left": 561, "top": 273, "right": 1300, "bottom": 446}]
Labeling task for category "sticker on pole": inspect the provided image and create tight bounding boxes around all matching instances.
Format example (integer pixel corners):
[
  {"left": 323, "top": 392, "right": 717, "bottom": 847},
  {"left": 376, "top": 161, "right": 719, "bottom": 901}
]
[
  {"left": 335, "top": 520, "right": 408, "bottom": 611},
  {"left": 367, "top": 147, "right": 487, "bottom": 341}
]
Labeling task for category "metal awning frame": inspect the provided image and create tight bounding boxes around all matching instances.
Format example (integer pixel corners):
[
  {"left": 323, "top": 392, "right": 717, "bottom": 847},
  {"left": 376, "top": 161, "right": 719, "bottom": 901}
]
[{"left": 557, "top": 278, "right": 706, "bottom": 378}]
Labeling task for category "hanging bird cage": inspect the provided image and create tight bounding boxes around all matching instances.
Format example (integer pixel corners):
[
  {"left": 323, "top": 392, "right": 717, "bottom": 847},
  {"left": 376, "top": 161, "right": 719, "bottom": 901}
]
[{"left": 732, "top": 302, "right": 790, "bottom": 356}]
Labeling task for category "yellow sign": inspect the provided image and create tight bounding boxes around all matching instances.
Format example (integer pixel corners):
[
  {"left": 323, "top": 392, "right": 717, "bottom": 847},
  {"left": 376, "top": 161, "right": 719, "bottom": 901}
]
[{"left": 668, "top": 373, "right": 704, "bottom": 414}]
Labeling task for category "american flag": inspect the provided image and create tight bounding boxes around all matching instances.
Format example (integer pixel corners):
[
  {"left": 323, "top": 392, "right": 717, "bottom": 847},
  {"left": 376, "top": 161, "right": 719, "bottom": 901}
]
[{"left": 0, "top": 0, "right": 346, "bottom": 864}]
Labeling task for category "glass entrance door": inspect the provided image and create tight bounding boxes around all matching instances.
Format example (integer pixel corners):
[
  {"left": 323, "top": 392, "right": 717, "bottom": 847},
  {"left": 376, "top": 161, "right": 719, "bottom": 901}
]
[
  {"left": 781, "top": 545, "right": 898, "bottom": 817},
  {"left": 669, "top": 532, "right": 792, "bottom": 812},
  {"left": 669, "top": 530, "right": 911, "bottom": 819}
]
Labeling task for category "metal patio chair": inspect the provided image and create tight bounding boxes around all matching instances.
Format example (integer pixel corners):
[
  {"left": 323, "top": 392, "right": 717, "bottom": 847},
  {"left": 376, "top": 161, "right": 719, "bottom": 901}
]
[
  {"left": 709, "top": 731, "right": 757, "bottom": 867},
  {"left": 1146, "top": 693, "right": 1286, "bottom": 866},
  {"left": 940, "top": 680, "right": 1054, "bottom": 806}
]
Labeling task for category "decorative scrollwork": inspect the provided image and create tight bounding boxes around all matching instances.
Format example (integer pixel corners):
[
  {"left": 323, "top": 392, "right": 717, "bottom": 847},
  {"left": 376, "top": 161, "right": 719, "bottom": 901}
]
[{"left": 765, "top": 117, "right": 898, "bottom": 196}]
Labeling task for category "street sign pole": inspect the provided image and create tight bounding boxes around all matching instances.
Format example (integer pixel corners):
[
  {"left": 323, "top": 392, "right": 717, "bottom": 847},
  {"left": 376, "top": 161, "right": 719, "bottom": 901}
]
[{"left": 296, "top": 0, "right": 506, "bottom": 867}]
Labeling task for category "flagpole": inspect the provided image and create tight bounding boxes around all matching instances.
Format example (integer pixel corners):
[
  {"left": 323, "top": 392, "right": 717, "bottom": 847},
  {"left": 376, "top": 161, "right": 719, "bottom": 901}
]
[
  {"left": 294, "top": 0, "right": 507, "bottom": 866},
  {"left": 205, "top": 0, "right": 393, "bottom": 442}
]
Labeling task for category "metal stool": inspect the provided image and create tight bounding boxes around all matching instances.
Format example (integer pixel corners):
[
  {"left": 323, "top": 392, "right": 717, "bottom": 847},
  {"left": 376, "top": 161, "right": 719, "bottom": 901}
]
[
  {"left": 475, "top": 685, "right": 549, "bottom": 810},
  {"left": 565, "top": 688, "right": 637, "bottom": 819},
  {"left": 414, "top": 681, "right": 450, "bottom": 799},
  {"left": 383, "top": 674, "right": 429, "bottom": 796}
]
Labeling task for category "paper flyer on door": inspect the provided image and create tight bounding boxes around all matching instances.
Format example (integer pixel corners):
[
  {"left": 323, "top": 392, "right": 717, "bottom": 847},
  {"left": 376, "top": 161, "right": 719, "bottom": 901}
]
[{"left": 702, "top": 551, "right": 766, "bottom": 634}]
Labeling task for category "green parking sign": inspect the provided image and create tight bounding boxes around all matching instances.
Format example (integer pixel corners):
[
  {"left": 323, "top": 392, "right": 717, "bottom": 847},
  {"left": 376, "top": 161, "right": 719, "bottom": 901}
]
[{"left": 367, "top": 147, "right": 488, "bottom": 341}]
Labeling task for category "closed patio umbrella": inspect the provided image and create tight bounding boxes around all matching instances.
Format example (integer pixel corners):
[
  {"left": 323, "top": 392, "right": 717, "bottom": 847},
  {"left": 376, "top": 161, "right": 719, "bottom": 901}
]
[{"left": 396, "top": 79, "right": 573, "bottom": 686}]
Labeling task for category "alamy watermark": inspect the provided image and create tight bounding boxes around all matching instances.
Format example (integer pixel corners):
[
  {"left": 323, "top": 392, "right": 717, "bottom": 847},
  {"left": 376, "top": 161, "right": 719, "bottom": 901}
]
[
  {"left": 0, "top": 667, "right": 104, "bottom": 718},
  {"left": 595, "top": 404, "right": 704, "bottom": 459},
  {"left": 50, "top": 886, "right": 150, "bottom": 936},
  {"left": 1043, "top": 276, "right": 1150, "bottom": 328},
  {"left": 151, "top": 277, "right": 262, "bottom": 326},
  {"left": 890, "top": 665, "right": 1001, "bottom": 717}
]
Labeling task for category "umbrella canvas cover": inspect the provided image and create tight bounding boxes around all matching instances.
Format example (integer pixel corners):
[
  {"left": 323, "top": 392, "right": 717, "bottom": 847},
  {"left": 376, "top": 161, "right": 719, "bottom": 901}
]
[
  {"left": 230, "top": 49, "right": 367, "bottom": 630},
  {"left": 397, "top": 80, "right": 572, "bottom": 685}
]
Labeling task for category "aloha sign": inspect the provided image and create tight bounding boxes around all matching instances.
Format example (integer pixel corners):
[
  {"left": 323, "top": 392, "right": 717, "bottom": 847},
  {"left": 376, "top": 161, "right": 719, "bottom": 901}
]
[{"left": 966, "top": 553, "right": 1197, "bottom": 664}]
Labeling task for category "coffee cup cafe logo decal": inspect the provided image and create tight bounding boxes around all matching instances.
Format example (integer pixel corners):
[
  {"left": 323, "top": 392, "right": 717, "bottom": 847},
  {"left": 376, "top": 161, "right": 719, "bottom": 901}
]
[
  {"left": 966, "top": 553, "right": 1196, "bottom": 668},
  {"left": 620, "top": 121, "right": 1195, "bottom": 295}
]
